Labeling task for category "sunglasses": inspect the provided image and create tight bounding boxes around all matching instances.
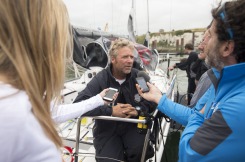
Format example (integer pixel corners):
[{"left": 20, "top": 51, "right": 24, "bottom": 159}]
[{"left": 216, "top": 2, "right": 234, "bottom": 40}]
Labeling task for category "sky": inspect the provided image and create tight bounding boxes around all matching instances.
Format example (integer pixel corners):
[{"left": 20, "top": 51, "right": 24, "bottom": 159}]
[{"left": 63, "top": 0, "right": 227, "bottom": 35}]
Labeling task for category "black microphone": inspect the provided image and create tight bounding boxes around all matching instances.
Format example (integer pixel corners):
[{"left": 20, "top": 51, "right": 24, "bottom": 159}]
[
  {"left": 137, "top": 71, "right": 151, "bottom": 82},
  {"left": 136, "top": 71, "right": 150, "bottom": 93}
]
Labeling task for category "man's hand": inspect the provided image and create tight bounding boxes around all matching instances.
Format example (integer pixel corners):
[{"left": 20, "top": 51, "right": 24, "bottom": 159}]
[
  {"left": 122, "top": 106, "right": 138, "bottom": 118},
  {"left": 112, "top": 104, "right": 138, "bottom": 118},
  {"left": 168, "top": 64, "right": 176, "bottom": 71},
  {"left": 136, "top": 82, "right": 162, "bottom": 104}
]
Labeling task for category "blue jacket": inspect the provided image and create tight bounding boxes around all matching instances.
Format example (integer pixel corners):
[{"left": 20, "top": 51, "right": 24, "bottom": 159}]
[
  {"left": 159, "top": 63, "right": 245, "bottom": 161},
  {"left": 157, "top": 68, "right": 219, "bottom": 126}
]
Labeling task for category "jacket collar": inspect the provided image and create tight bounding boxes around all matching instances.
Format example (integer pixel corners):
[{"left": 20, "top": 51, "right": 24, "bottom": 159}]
[
  {"left": 220, "top": 62, "right": 245, "bottom": 83},
  {"left": 0, "top": 82, "right": 20, "bottom": 98}
]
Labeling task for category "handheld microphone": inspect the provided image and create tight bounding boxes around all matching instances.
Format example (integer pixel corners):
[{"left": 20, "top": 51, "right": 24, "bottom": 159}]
[
  {"left": 136, "top": 71, "right": 150, "bottom": 93},
  {"left": 137, "top": 71, "right": 151, "bottom": 82}
]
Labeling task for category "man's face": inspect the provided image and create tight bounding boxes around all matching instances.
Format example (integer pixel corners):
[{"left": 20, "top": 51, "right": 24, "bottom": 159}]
[
  {"left": 205, "top": 21, "right": 225, "bottom": 70},
  {"left": 198, "top": 30, "right": 211, "bottom": 60},
  {"left": 111, "top": 46, "right": 134, "bottom": 77}
]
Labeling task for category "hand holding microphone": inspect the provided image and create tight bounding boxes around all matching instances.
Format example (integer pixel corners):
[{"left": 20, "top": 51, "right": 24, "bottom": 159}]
[
  {"left": 136, "top": 71, "right": 151, "bottom": 92},
  {"left": 137, "top": 71, "right": 151, "bottom": 83},
  {"left": 136, "top": 71, "right": 162, "bottom": 104}
]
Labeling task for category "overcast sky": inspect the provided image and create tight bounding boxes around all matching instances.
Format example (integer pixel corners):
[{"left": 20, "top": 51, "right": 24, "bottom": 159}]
[{"left": 63, "top": 0, "right": 228, "bottom": 35}]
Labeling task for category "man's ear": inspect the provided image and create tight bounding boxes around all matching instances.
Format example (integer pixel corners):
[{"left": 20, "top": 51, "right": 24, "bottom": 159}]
[
  {"left": 221, "top": 41, "right": 235, "bottom": 57},
  {"left": 111, "top": 56, "right": 115, "bottom": 63}
]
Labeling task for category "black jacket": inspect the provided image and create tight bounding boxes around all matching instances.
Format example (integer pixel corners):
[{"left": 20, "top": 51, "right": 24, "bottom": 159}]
[
  {"left": 191, "top": 59, "right": 209, "bottom": 81},
  {"left": 74, "top": 64, "right": 156, "bottom": 146},
  {"left": 176, "top": 52, "right": 198, "bottom": 78}
]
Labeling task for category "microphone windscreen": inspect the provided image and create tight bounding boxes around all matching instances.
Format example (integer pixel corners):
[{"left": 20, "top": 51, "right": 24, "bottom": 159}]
[{"left": 137, "top": 71, "right": 150, "bottom": 82}]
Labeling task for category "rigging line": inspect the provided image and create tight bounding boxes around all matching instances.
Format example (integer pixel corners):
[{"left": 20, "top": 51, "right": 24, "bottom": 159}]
[
  {"left": 89, "top": 0, "right": 93, "bottom": 29},
  {"left": 147, "top": 0, "right": 149, "bottom": 32},
  {"left": 168, "top": 0, "right": 173, "bottom": 52},
  {"left": 169, "top": 0, "right": 173, "bottom": 31},
  {"left": 93, "top": 0, "right": 95, "bottom": 30},
  {"left": 111, "top": 0, "right": 113, "bottom": 32},
  {"left": 115, "top": 0, "right": 122, "bottom": 34},
  {"left": 119, "top": 0, "right": 123, "bottom": 34}
]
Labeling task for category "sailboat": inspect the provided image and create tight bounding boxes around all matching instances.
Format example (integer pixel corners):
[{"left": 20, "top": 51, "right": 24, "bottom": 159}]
[{"left": 59, "top": 1, "right": 177, "bottom": 161}]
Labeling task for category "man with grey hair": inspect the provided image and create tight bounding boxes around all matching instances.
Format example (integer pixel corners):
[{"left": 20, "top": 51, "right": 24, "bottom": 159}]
[{"left": 74, "top": 38, "right": 155, "bottom": 162}]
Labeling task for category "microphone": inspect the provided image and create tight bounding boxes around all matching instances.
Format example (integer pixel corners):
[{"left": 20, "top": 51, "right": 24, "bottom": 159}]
[
  {"left": 136, "top": 71, "right": 150, "bottom": 93},
  {"left": 137, "top": 71, "right": 150, "bottom": 82}
]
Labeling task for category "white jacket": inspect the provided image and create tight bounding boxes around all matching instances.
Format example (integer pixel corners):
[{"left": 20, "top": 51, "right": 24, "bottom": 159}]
[{"left": 0, "top": 82, "right": 103, "bottom": 162}]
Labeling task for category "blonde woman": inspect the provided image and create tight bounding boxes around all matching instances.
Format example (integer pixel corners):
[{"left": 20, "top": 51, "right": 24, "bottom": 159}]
[{"left": 0, "top": 0, "right": 116, "bottom": 161}]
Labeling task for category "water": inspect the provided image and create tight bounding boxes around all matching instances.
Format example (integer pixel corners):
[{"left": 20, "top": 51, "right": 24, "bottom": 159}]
[{"left": 159, "top": 55, "right": 189, "bottom": 96}]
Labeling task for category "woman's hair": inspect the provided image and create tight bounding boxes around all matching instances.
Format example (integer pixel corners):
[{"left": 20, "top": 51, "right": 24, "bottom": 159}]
[
  {"left": 0, "top": 0, "right": 72, "bottom": 147},
  {"left": 212, "top": 0, "right": 245, "bottom": 63},
  {"left": 108, "top": 38, "right": 134, "bottom": 58}
]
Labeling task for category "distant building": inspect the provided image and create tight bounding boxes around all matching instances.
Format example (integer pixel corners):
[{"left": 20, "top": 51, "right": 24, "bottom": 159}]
[{"left": 149, "top": 29, "right": 205, "bottom": 52}]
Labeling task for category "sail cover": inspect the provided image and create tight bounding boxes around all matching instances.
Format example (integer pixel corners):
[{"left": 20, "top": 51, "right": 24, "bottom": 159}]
[{"left": 134, "top": 43, "right": 158, "bottom": 71}]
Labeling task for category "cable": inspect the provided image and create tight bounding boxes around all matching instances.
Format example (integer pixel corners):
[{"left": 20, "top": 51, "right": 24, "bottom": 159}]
[{"left": 95, "top": 155, "right": 125, "bottom": 162}]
